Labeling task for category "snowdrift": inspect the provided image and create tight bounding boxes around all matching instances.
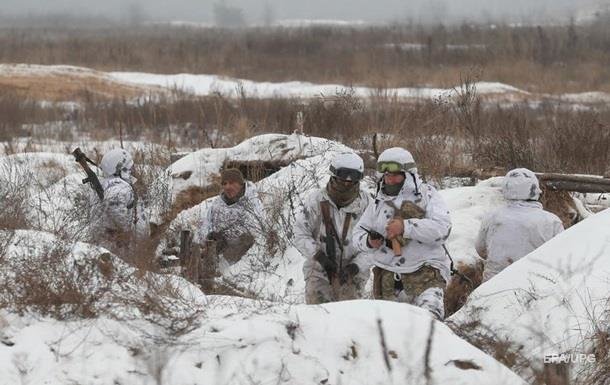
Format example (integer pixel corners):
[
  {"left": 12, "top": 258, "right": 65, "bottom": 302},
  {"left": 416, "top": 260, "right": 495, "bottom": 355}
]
[
  {"left": 448, "top": 208, "right": 610, "bottom": 381},
  {"left": 169, "top": 133, "right": 351, "bottom": 198},
  {"left": 0, "top": 298, "right": 525, "bottom": 385}
]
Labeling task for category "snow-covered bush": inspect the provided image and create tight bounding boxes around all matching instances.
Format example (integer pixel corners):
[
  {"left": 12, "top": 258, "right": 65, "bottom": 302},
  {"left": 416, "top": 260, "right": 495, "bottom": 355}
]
[{"left": 0, "top": 230, "right": 207, "bottom": 334}]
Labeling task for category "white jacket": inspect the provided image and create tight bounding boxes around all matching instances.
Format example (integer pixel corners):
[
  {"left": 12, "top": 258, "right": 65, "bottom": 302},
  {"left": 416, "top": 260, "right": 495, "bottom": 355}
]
[
  {"left": 352, "top": 174, "right": 452, "bottom": 281},
  {"left": 475, "top": 200, "right": 564, "bottom": 281},
  {"left": 201, "top": 181, "right": 265, "bottom": 242},
  {"left": 294, "top": 188, "right": 372, "bottom": 281},
  {"left": 90, "top": 176, "right": 137, "bottom": 234}
]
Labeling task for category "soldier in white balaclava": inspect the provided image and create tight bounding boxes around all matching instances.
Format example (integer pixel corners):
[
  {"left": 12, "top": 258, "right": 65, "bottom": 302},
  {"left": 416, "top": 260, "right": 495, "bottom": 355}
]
[
  {"left": 476, "top": 168, "right": 564, "bottom": 282},
  {"left": 352, "top": 147, "right": 452, "bottom": 320},
  {"left": 294, "top": 152, "right": 372, "bottom": 304}
]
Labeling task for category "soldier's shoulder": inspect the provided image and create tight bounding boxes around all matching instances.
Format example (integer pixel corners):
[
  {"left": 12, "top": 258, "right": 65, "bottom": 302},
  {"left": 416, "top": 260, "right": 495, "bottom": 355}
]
[{"left": 103, "top": 177, "right": 133, "bottom": 199}]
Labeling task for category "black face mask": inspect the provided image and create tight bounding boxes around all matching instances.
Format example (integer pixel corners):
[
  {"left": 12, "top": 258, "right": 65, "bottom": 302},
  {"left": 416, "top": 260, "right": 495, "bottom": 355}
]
[
  {"left": 327, "top": 177, "right": 359, "bottom": 207},
  {"left": 381, "top": 179, "right": 405, "bottom": 196}
]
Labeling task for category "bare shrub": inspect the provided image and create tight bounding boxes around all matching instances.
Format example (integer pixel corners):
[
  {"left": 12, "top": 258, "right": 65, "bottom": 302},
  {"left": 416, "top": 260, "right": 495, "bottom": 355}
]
[
  {"left": 0, "top": 162, "right": 29, "bottom": 230},
  {"left": 444, "top": 258, "right": 484, "bottom": 318},
  {"left": 0, "top": 231, "right": 205, "bottom": 334}
]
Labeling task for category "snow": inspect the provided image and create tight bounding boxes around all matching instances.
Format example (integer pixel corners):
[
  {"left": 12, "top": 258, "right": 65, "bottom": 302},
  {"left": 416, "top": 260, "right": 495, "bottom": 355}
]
[
  {"left": 0, "top": 297, "right": 526, "bottom": 385},
  {"left": 273, "top": 19, "right": 369, "bottom": 27},
  {"left": 169, "top": 133, "right": 351, "bottom": 198},
  {"left": 558, "top": 91, "right": 610, "bottom": 104},
  {"left": 3, "top": 130, "right": 605, "bottom": 384},
  {"left": 448, "top": 208, "right": 610, "bottom": 381},
  {"left": 3, "top": 63, "right": 610, "bottom": 105},
  {"left": 110, "top": 70, "right": 528, "bottom": 100},
  {"left": 384, "top": 43, "right": 487, "bottom": 51}
]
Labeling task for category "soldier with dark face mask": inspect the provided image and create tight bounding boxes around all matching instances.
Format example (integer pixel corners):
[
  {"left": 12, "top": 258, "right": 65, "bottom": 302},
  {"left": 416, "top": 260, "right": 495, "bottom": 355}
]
[
  {"left": 352, "top": 148, "right": 452, "bottom": 320},
  {"left": 294, "top": 152, "right": 372, "bottom": 304}
]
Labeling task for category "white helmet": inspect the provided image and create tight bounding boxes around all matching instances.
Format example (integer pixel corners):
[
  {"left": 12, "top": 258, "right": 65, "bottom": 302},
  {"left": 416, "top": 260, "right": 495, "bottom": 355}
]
[
  {"left": 502, "top": 168, "right": 541, "bottom": 201},
  {"left": 376, "top": 147, "right": 417, "bottom": 177},
  {"left": 100, "top": 148, "right": 134, "bottom": 180},
  {"left": 330, "top": 152, "right": 364, "bottom": 181}
]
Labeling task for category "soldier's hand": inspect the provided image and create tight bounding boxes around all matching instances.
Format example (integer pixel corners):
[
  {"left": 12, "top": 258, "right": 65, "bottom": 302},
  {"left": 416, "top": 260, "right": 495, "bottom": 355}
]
[
  {"left": 314, "top": 251, "right": 337, "bottom": 276},
  {"left": 367, "top": 236, "right": 383, "bottom": 249},
  {"left": 385, "top": 218, "right": 404, "bottom": 239},
  {"left": 339, "top": 263, "right": 359, "bottom": 285}
]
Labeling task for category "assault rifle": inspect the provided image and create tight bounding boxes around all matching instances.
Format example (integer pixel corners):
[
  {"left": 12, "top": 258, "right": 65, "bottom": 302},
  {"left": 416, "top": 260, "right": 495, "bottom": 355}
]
[
  {"left": 72, "top": 147, "right": 104, "bottom": 200},
  {"left": 359, "top": 226, "right": 385, "bottom": 242}
]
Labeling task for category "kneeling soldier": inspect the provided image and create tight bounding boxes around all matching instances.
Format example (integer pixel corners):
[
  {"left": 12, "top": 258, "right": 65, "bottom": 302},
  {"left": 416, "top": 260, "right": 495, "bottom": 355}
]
[
  {"left": 295, "top": 152, "right": 372, "bottom": 304},
  {"left": 197, "top": 168, "right": 264, "bottom": 290},
  {"left": 353, "top": 148, "right": 452, "bottom": 320}
]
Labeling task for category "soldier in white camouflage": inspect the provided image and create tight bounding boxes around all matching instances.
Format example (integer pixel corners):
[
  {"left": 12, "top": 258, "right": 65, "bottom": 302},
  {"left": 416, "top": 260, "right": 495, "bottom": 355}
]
[
  {"left": 200, "top": 168, "right": 264, "bottom": 264},
  {"left": 294, "top": 152, "right": 372, "bottom": 304},
  {"left": 353, "top": 148, "right": 451, "bottom": 320},
  {"left": 476, "top": 168, "right": 564, "bottom": 282},
  {"left": 89, "top": 148, "right": 147, "bottom": 253}
]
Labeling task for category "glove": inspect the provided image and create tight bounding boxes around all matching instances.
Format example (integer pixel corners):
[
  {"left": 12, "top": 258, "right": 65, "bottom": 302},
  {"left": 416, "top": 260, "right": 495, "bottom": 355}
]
[
  {"left": 314, "top": 251, "right": 337, "bottom": 278},
  {"left": 339, "top": 263, "right": 359, "bottom": 285}
]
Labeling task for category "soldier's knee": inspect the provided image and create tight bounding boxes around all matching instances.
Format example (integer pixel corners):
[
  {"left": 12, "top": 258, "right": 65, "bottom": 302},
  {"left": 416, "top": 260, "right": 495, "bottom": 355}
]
[{"left": 415, "top": 287, "right": 445, "bottom": 320}]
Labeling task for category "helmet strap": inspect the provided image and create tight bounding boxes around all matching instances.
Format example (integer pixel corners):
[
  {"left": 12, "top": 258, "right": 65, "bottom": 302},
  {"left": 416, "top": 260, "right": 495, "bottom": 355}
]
[{"left": 409, "top": 172, "right": 421, "bottom": 196}]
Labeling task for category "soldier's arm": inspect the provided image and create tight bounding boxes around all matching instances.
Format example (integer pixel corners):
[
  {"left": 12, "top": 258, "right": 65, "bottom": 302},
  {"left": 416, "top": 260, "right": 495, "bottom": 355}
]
[
  {"left": 402, "top": 187, "right": 451, "bottom": 245},
  {"left": 352, "top": 202, "right": 378, "bottom": 252}
]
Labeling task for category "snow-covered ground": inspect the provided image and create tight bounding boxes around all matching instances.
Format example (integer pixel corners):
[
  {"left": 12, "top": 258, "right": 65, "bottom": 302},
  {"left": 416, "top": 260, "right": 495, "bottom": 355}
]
[
  {"left": 449, "top": 208, "right": 610, "bottom": 382},
  {"left": 169, "top": 133, "right": 351, "bottom": 198},
  {"left": 109, "top": 70, "right": 526, "bottom": 100},
  {"left": 2, "top": 63, "right": 610, "bottom": 105},
  {"left": 1, "top": 131, "right": 607, "bottom": 384},
  {"left": 0, "top": 297, "right": 526, "bottom": 385}
]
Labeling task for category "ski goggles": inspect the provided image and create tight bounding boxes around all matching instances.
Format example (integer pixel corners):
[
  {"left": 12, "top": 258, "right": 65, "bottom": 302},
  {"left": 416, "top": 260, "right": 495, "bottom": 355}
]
[
  {"left": 377, "top": 161, "right": 407, "bottom": 173},
  {"left": 330, "top": 166, "right": 363, "bottom": 182}
]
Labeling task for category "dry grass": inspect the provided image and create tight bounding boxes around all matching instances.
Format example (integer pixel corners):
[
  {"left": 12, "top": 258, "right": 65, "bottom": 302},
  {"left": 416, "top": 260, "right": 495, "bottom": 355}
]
[
  {"left": 1, "top": 81, "right": 609, "bottom": 180},
  {"left": 0, "top": 72, "right": 160, "bottom": 102},
  {"left": 1, "top": 21, "right": 610, "bottom": 93}
]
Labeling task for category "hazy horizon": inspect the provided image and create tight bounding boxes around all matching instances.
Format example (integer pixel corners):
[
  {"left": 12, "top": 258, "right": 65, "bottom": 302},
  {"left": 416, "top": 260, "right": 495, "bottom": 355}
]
[{"left": 0, "top": 0, "right": 607, "bottom": 25}]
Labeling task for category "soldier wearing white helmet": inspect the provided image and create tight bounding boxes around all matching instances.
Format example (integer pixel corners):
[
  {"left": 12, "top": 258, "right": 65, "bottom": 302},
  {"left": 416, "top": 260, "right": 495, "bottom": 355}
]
[
  {"left": 475, "top": 168, "right": 564, "bottom": 281},
  {"left": 352, "top": 147, "right": 451, "bottom": 320},
  {"left": 294, "top": 152, "right": 372, "bottom": 304},
  {"left": 90, "top": 148, "right": 144, "bottom": 251}
]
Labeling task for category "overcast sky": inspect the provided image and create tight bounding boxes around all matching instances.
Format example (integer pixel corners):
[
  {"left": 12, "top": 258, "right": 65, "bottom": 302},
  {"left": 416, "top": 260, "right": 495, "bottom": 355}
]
[{"left": 1, "top": 0, "right": 606, "bottom": 24}]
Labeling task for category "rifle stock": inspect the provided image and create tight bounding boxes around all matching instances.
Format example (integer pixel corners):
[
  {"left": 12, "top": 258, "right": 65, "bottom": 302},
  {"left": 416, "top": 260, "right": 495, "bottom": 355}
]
[{"left": 72, "top": 147, "right": 104, "bottom": 200}]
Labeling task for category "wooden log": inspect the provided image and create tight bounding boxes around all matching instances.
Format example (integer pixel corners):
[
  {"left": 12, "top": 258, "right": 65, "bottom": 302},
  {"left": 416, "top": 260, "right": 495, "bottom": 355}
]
[
  {"left": 541, "top": 180, "right": 610, "bottom": 194},
  {"left": 179, "top": 230, "right": 197, "bottom": 283},
  {"left": 536, "top": 173, "right": 610, "bottom": 193}
]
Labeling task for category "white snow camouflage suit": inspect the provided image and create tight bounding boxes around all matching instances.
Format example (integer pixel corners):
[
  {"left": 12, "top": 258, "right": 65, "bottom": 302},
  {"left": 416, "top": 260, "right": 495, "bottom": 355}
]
[
  {"left": 475, "top": 200, "right": 564, "bottom": 282},
  {"left": 89, "top": 176, "right": 146, "bottom": 252},
  {"left": 199, "top": 181, "right": 265, "bottom": 264},
  {"left": 352, "top": 172, "right": 451, "bottom": 319},
  {"left": 294, "top": 187, "right": 372, "bottom": 304}
]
